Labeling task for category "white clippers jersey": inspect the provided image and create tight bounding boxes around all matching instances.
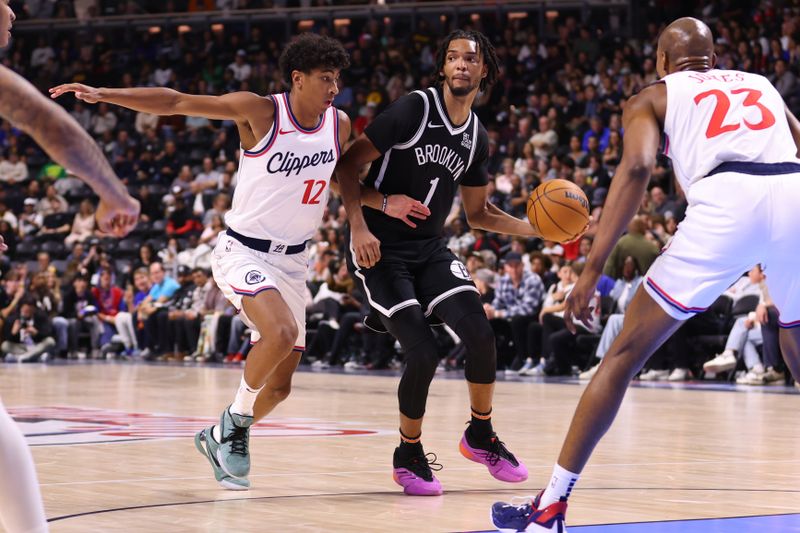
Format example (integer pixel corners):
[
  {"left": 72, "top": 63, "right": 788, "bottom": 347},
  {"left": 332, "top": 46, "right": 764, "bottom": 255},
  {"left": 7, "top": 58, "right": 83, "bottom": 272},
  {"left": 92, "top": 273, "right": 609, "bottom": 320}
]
[
  {"left": 662, "top": 69, "right": 800, "bottom": 192},
  {"left": 225, "top": 92, "right": 341, "bottom": 244}
]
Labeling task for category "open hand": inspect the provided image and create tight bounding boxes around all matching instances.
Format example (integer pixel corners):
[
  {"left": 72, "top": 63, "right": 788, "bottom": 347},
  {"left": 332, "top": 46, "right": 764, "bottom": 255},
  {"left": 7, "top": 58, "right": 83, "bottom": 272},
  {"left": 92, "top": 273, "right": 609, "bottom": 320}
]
[
  {"left": 49, "top": 83, "right": 103, "bottom": 104},
  {"left": 384, "top": 194, "right": 431, "bottom": 228}
]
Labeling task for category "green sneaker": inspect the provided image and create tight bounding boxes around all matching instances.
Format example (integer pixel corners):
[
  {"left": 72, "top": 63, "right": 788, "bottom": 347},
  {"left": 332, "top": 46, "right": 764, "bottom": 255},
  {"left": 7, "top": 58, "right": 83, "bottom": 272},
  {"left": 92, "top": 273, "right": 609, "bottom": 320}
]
[
  {"left": 194, "top": 426, "right": 250, "bottom": 490},
  {"left": 194, "top": 406, "right": 254, "bottom": 489}
]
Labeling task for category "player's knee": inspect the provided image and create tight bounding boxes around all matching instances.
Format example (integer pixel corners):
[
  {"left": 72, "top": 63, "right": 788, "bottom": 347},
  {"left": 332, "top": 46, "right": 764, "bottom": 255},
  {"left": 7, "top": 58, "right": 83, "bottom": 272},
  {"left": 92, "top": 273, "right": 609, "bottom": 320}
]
[
  {"left": 264, "top": 383, "right": 292, "bottom": 404},
  {"left": 404, "top": 339, "right": 439, "bottom": 376},
  {"left": 456, "top": 313, "right": 497, "bottom": 383},
  {"left": 271, "top": 321, "right": 299, "bottom": 352}
]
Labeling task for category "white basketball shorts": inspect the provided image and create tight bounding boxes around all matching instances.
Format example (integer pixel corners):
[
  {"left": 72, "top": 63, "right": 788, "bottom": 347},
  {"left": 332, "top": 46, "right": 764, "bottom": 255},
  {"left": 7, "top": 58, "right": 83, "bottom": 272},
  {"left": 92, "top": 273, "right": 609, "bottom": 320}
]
[
  {"left": 643, "top": 163, "right": 800, "bottom": 327},
  {"left": 211, "top": 231, "right": 307, "bottom": 349}
]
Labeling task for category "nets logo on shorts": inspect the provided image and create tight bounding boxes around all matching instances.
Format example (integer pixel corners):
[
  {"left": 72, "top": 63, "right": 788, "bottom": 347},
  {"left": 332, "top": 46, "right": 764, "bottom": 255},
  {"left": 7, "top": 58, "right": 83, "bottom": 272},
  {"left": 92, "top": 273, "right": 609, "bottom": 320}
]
[
  {"left": 450, "top": 260, "right": 471, "bottom": 281},
  {"left": 245, "top": 270, "right": 266, "bottom": 285}
]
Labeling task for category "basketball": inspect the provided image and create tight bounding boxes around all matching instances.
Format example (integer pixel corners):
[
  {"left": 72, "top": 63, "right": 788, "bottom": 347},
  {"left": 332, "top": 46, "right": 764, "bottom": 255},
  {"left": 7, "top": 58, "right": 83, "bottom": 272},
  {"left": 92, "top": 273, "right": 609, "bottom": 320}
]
[{"left": 527, "top": 179, "right": 590, "bottom": 243}]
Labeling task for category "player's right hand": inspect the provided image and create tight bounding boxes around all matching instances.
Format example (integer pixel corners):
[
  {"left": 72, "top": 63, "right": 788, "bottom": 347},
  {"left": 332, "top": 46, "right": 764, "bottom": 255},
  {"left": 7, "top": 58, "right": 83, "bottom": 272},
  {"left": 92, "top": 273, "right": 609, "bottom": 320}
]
[
  {"left": 352, "top": 226, "right": 381, "bottom": 268},
  {"left": 384, "top": 194, "right": 431, "bottom": 228},
  {"left": 96, "top": 194, "right": 140, "bottom": 238},
  {"left": 563, "top": 268, "right": 600, "bottom": 334},
  {"left": 49, "top": 83, "right": 102, "bottom": 104}
]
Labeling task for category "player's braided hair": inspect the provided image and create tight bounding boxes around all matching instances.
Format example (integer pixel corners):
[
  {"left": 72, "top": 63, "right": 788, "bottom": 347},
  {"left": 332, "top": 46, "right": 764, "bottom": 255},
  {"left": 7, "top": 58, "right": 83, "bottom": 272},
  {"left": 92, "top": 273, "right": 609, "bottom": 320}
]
[
  {"left": 279, "top": 33, "right": 350, "bottom": 86},
  {"left": 435, "top": 29, "right": 499, "bottom": 92}
]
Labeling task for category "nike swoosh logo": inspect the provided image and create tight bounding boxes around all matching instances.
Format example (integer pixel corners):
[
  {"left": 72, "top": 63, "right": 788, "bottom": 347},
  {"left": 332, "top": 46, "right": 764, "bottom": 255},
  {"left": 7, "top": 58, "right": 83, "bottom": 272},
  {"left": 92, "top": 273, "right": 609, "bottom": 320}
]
[
  {"left": 279, "top": 129, "right": 296, "bottom": 135},
  {"left": 427, "top": 121, "right": 444, "bottom": 128}
]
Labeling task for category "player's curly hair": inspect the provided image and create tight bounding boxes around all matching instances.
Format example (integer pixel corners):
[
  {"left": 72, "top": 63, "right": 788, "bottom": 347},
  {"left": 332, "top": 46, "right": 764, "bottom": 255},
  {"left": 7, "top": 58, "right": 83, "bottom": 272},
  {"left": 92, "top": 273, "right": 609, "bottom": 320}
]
[
  {"left": 279, "top": 33, "right": 350, "bottom": 86},
  {"left": 435, "top": 29, "right": 500, "bottom": 92}
]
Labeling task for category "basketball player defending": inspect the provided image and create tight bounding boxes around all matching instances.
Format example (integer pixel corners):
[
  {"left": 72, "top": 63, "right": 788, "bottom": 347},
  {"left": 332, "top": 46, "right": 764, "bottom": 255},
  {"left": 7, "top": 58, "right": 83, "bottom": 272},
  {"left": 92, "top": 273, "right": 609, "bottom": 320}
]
[
  {"left": 337, "top": 30, "right": 538, "bottom": 495},
  {"left": 0, "top": 3, "right": 139, "bottom": 531},
  {"left": 52, "top": 34, "right": 351, "bottom": 490},
  {"left": 492, "top": 17, "right": 800, "bottom": 531}
]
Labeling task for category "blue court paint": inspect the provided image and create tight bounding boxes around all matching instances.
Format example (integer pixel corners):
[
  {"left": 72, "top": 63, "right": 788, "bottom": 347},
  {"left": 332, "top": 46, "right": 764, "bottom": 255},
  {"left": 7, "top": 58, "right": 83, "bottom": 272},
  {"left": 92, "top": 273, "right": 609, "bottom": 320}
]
[{"left": 471, "top": 513, "right": 800, "bottom": 533}]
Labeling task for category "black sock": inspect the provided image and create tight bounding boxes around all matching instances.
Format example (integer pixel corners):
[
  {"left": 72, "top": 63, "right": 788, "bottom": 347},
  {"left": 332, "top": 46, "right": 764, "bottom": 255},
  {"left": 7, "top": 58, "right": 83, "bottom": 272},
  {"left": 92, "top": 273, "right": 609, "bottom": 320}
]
[
  {"left": 469, "top": 407, "right": 494, "bottom": 441},
  {"left": 397, "top": 429, "right": 423, "bottom": 461}
]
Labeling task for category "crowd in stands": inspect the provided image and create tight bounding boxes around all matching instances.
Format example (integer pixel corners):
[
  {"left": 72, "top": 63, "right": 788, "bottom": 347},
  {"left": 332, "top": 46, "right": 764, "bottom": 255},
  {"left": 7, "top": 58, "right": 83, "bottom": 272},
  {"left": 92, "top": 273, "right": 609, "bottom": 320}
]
[{"left": 0, "top": 0, "right": 797, "bottom": 386}]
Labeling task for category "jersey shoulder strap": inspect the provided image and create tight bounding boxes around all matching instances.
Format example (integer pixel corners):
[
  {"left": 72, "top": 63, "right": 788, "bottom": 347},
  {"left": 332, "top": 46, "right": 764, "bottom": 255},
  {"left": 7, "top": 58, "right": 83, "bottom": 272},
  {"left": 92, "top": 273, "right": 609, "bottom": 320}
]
[{"left": 395, "top": 90, "right": 430, "bottom": 150}]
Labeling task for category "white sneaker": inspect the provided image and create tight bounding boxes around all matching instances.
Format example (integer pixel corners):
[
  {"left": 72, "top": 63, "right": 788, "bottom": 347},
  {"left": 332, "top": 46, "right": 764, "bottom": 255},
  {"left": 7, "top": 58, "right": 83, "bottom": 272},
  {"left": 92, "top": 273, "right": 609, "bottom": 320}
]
[
  {"left": 639, "top": 369, "right": 669, "bottom": 381},
  {"left": 579, "top": 362, "right": 601, "bottom": 380},
  {"left": 761, "top": 367, "right": 785, "bottom": 385},
  {"left": 311, "top": 359, "right": 330, "bottom": 370},
  {"left": 703, "top": 352, "right": 737, "bottom": 373},
  {"left": 345, "top": 360, "right": 366, "bottom": 371},
  {"left": 736, "top": 370, "right": 765, "bottom": 385},
  {"left": 668, "top": 368, "right": 690, "bottom": 381},
  {"left": 520, "top": 358, "right": 546, "bottom": 376},
  {"left": 516, "top": 357, "right": 534, "bottom": 375}
]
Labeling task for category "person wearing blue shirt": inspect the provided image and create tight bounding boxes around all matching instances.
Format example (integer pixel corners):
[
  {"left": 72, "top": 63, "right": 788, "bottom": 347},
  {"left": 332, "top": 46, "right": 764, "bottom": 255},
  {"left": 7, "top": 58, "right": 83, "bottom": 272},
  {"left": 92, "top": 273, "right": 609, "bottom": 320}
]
[{"left": 138, "top": 261, "right": 180, "bottom": 359}]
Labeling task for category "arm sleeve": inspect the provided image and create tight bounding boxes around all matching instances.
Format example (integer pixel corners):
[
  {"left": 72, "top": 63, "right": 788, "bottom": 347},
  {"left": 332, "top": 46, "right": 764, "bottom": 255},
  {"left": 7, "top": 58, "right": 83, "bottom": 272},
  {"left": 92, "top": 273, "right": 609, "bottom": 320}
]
[
  {"left": 364, "top": 92, "right": 425, "bottom": 154},
  {"left": 460, "top": 124, "right": 490, "bottom": 187}
]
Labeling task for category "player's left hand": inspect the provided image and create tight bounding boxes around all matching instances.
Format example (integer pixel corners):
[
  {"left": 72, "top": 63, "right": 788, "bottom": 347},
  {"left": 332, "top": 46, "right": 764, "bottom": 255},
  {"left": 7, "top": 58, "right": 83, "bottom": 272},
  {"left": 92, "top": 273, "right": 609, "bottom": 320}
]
[
  {"left": 96, "top": 194, "right": 140, "bottom": 237},
  {"left": 384, "top": 194, "right": 431, "bottom": 228},
  {"left": 563, "top": 269, "right": 601, "bottom": 334},
  {"left": 352, "top": 226, "right": 381, "bottom": 268}
]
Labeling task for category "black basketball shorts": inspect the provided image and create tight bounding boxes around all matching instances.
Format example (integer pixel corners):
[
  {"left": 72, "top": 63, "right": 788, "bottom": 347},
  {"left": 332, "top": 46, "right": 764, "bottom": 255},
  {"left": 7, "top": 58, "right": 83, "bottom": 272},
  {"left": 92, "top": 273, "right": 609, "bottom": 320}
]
[{"left": 346, "top": 237, "right": 479, "bottom": 319}]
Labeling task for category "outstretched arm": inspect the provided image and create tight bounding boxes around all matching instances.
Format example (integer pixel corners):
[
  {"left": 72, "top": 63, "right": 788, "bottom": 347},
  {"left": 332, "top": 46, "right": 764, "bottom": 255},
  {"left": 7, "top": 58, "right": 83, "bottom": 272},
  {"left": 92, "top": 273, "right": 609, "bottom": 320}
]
[
  {"left": 461, "top": 185, "right": 540, "bottom": 237},
  {"left": 49, "top": 82, "right": 266, "bottom": 122},
  {"left": 1, "top": 67, "right": 138, "bottom": 236},
  {"left": 564, "top": 86, "right": 661, "bottom": 332}
]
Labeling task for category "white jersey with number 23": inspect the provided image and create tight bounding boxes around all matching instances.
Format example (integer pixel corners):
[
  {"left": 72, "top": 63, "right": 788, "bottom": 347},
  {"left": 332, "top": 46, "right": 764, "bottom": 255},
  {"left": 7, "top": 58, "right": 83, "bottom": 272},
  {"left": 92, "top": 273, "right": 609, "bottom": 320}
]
[{"left": 662, "top": 69, "right": 800, "bottom": 192}]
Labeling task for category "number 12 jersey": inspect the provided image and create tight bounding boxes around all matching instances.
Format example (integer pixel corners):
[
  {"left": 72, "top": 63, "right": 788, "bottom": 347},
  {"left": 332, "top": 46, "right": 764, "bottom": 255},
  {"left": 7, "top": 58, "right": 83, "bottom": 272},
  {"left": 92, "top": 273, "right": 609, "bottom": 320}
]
[{"left": 662, "top": 69, "right": 800, "bottom": 193}]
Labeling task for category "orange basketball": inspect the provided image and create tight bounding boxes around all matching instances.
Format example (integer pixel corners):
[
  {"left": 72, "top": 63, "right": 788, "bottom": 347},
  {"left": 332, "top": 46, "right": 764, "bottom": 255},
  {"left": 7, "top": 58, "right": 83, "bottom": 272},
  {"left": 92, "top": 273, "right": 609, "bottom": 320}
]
[{"left": 527, "top": 179, "right": 590, "bottom": 243}]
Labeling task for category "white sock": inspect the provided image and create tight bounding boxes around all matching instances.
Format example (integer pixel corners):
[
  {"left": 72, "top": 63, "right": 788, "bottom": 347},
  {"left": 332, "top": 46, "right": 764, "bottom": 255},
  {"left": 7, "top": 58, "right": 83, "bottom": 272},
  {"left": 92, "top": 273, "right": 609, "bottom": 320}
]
[
  {"left": 539, "top": 463, "right": 580, "bottom": 508},
  {"left": 0, "top": 400, "right": 48, "bottom": 533},
  {"left": 230, "top": 375, "right": 263, "bottom": 417}
]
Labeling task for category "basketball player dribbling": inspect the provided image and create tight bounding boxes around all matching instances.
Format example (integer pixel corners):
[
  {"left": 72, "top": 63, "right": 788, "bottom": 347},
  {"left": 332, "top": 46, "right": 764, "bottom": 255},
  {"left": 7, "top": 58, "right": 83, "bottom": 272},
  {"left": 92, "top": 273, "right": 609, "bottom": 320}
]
[
  {"left": 0, "top": 3, "right": 139, "bottom": 531},
  {"left": 336, "top": 30, "right": 540, "bottom": 496},
  {"left": 493, "top": 18, "right": 800, "bottom": 531},
  {"left": 52, "top": 34, "right": 351, "bottom": 490}
]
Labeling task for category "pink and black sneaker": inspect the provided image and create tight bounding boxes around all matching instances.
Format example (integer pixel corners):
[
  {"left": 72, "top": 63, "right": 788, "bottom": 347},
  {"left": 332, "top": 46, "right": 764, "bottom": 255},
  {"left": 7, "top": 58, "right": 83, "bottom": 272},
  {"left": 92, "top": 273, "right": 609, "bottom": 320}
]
[
  {"left": 392, "top": 446, "right": 443, "bottom": 496},
  {"left": 459, "top": 428, "right": 528, "bottom": 482}
]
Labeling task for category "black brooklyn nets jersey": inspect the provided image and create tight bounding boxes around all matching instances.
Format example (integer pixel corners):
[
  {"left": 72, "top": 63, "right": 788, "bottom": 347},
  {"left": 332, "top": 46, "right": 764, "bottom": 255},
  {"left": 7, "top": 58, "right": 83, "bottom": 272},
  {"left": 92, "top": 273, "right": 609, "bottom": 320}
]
[{"left": 363, "top": 86, "right": 490, "bottom": 242}]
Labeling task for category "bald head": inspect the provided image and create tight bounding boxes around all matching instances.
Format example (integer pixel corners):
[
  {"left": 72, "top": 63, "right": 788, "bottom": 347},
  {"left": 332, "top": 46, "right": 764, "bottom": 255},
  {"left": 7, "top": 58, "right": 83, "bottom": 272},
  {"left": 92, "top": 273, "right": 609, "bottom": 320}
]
[{"left": 656, "top": 17, "right": 715, "bottom": 75}]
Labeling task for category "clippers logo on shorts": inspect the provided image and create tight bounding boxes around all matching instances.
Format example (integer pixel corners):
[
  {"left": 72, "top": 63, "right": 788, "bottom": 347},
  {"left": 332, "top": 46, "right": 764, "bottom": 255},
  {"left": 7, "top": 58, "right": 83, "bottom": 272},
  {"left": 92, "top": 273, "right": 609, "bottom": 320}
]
[
  {"left": 245, "top": 270, "right": 266, "bottom": 285},
  {"left": 450, "top": 260, "right": 471, "bottom": 281},
  {"left": 9, "top": 406, "right": 388, "bottom": 446},
  {"left": 272, "top": 244, "right": 285, "bottom": 253}
]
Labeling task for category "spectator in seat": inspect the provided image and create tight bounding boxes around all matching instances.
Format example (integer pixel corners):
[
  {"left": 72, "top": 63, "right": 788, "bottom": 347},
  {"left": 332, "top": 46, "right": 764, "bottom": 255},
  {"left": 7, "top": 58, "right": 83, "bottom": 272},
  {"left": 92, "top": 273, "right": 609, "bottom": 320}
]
[
  {"left": 138, "top": 261, "right": 180, "bottom": 360},
  {"left": 483, "top": 252, "right": 545, "bottom": 371},
  {"left": 17, "top": 198, "right": 42, "bottom": 239},
  {"left": 61, "top": 273, "right": 101, "bottom": 359},
  {"left": 92, "top": 268, "right": 133, "bottom": 356},
  {"left": 603, "top": 216, "right": 659, "bottom": 279},
  {"left": 0, "top": 271, "right": 25, "bottom": 341},
  {"left": 0, "top": 148, "right": 28, "bottom": 184},
  {"left": 579, "top": 256, "right": 644, "bottom": 380},
  {"left": 64, "top": 199, "right": 97, "bottom": 247},
  {"left": 1, "top": 298, "right": 55, "bottom": 363},
  {"left": 35, "top": 184, "right": 68, "bottom": 217}
]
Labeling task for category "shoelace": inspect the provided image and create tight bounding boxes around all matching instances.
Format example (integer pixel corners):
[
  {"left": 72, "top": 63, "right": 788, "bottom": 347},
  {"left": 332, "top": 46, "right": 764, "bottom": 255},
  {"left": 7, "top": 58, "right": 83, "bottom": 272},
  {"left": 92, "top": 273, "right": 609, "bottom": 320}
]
[
  {"left": 484, "top": 434, "right": 516, "bottom": 466},
  {"left": 222, "top": 425, "right": 249, "bottom": 456},
  {"left": 407, "top": 452, "right": 443, "bottom": 478}
]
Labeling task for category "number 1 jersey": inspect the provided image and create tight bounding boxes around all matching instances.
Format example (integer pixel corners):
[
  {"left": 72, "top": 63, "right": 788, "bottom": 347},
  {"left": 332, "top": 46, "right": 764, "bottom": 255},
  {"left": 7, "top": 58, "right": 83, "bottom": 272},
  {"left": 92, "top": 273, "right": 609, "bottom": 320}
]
[
  {"left": 662, "top": 69, "right": 800, "bottom": 193},
  {"left": 362, "top": 86, "right": 490, "bottom": 242}
]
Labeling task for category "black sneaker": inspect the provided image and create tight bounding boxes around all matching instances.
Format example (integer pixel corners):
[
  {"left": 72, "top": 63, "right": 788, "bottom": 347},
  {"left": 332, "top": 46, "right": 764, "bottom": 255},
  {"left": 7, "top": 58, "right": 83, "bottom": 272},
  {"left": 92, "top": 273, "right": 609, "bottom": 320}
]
[{"left": 392, "top": 446, "right": 443, "bottom": 496}]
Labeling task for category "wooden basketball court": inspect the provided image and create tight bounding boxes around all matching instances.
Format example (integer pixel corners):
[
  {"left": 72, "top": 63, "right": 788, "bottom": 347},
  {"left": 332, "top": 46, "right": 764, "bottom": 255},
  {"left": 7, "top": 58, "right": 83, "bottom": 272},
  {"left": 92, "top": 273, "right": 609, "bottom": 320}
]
[{"left": 3, "top": 362, "right": 800, "bottom": 532}]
